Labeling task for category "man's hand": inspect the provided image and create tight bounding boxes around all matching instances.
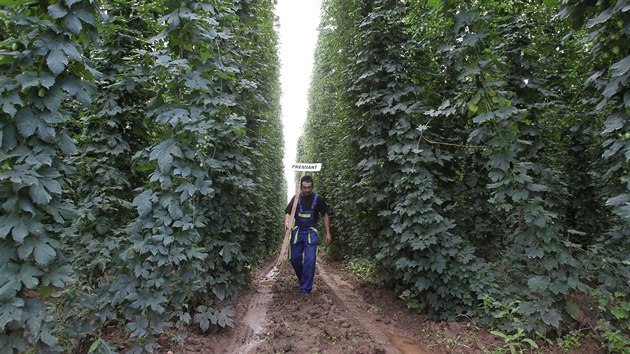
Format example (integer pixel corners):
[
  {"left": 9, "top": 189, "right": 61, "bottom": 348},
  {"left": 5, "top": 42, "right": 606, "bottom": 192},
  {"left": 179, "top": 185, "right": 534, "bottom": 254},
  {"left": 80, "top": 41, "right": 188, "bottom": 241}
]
[
  {"left": 284, "top": 214, "right": 291, "bottom": 233},
  {"left": 323, "top": 214, "right": 332, "bottom": 243}
]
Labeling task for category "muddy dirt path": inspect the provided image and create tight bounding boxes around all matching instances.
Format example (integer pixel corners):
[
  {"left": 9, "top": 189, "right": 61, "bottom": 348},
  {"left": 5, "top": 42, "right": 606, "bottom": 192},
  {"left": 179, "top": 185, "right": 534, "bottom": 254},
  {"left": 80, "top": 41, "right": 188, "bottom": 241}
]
[
  {"left": 206, "top": 257, "right": 432, "bottom": 354},
  {"left": 179, "top": 256, "right": 606, "bottom": 354}
]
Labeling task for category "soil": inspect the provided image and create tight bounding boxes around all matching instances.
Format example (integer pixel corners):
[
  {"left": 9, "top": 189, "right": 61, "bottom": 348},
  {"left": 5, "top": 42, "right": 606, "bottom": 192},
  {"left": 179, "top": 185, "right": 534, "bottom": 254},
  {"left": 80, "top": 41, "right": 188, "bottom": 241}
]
[{"left": 169, "top": 256, "right": 607, "bottom": 354}]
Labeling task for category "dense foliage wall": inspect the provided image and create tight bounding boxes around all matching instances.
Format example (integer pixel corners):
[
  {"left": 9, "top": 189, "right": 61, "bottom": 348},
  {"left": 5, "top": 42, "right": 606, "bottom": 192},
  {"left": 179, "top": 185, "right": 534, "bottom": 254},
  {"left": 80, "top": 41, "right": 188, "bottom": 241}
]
[
  {"left": 301, "top": 0, "right": 629, "bottom": 345},
  {"left": 0, "top": 0, "right": 285, "bottom": 352}
]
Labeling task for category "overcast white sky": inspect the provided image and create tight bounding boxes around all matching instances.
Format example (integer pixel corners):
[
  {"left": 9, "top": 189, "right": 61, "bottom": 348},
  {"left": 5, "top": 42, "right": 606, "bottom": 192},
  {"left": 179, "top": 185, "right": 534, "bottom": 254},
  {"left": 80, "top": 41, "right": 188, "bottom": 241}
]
[{"left": 275, "top": 0, "right": 322, "bottom": 201}]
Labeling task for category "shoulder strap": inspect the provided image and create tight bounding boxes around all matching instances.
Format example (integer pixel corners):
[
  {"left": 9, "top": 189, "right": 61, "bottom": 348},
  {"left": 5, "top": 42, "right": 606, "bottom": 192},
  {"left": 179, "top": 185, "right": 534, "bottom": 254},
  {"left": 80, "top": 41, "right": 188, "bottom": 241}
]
[{"left": 311, "top": 194, "right": 319, "bottom": 210}]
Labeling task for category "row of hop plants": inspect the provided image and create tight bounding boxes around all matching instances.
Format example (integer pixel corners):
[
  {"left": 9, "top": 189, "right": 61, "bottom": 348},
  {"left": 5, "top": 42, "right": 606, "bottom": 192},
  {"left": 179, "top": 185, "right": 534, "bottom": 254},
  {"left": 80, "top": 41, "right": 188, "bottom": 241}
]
[
  {"left": 0, "top": 0, "right": 286, "bottom": 352},
  {"left": 300, "top": 0, "right": 628, "bottom": 350}
]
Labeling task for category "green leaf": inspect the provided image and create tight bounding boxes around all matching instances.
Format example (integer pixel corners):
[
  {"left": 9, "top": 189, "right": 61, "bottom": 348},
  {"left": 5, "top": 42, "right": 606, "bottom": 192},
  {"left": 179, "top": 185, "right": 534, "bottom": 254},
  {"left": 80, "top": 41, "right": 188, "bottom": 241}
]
[
  {"left": 15, "top": 108, "right": 37, "bottom": 137},
  {"left": 215, "top": 306, "right": 234, "bottom": 327},
  {"left": 64, "top": 13, "right": 83, "bottom": 33},
  {"left": 47, "top": 48, "right": 69, "bottom": 75},
  {"left": 605, "top": 193, "right": 630, "bottom": 207},
  {"left": 488, "top": 152, "right": 511, "bottom": 170},
  {"left": 61, "top": 77, "right": 92, "bottom": 104},
  {"left": 42, "top": 177, "right": 62, "bottom": 196},
  {"left": 454, "top": 10, "right": 477, "bottom": 33},
  {"left": 212, "top": 285, "right": 226, "bottom": 301},
  {"left": 156, "top": 108, "right": 190, "bottom": 127},
  {"left": 586, "top": 8, "right": 612, "bottom": 28},
  {"left": 427, "top": 0, "right": 442, "bottom": 9},
  {"left": 2, "top": 123, "right": 18, "bottom": 149},
  {"left": 462, "top": 32, "right": 488, "bottom": 47},
  {"left": 30, "top": 184, "right": 53, "bottom": 205},
  {"left": 150, "top": 139, "right": 183, "bottom": 172},
  {"left": 66, "top": 0, "right": 82, "bottom": 7},
  {"left": 490, "top": 330, "right": 507, "bottom": 339},
  {"left": 0, "top": 92, "right": 22, "bottom": 117},
  {"left": 527, "top": 183, "right": 549, "bottom": 192},
  {"left": 525, "top": 247, "right": 544, "bottom": 259},
  {"left": 75, "top": 8, "right": 95, "bottom": 26},
  {"left": 510, "top": 189, "right": 529, "bottom": 202},
  {"left": 16, "top": 72, "right": 55, "bottom": 89},
  {"left": 37, "top": 285, "right": 55, "bottom": 298},
  {"left": 610, "top": 56, "right": 630, "bottom": 78},
  {"left": 565, "top": 302, "right": 582, "bottom": 320},
  {"left": 542, "top": 0, "right": 560, "bottom": 7},
  {"left": 549, "top": 280, "right": 570, "bottom": 295},
  {"left": 41, "top": 265, "right": 72, "bottom": 287},
  {"left": 220, "top": 243, "right": 240, "bottom": 264},
  {"left": 11, "top": 219, "right": 28, "bottom": 243},
  {"left": 527, "top": 275, "right": 550, "bottom": 292},
  {"left": 610, "top": 307, "right": 628, "bottom": 320},
  {"left": 34, "top": 242, "right": 56, "bottom": 266},
  {"left": 48, "top": 3, "right": 68, "bottom": 19},
  {"left": 194, "top": 306, "right": 216, "bottom": 332},
  {"left": 0, "top": 298, "right": 24, "bottom": 331},
  {"left": 601, "top": 111, "right": 625, "bottom": 135},
  {"left": 24, "top": 298, "right": 46, "bottom": 338},
  {"left": 128, "top": 290, "right": 166, "bottom": 313},
  {"left": 603, "top": 77, "right": 622, "bottom": 98},
  {"left": 15, "top": 109, "right": 56, "bottom": 142},
  {"left": 168, "top": 200, "right": 183, "bottom": 219},
  {"left": 18, "top": 264, "right": 42, "bottom": 289},
  {"left": 59, "top": 41, "right": 82, "bottom": 62},
  {"left": 39, "top": 327, "right": 58, "bottom": 346},
  {"left": 517, "top": 301, "right": 537, "bottom": 315},
  {"left": 541, "top": 309, "right": 561, "bottom": 327},
  {"left": 567, "top": 276, "right": 586, "bottom": 291},
  {"left": 413, "top": 277, "right": 431, "bottom": 291},
  {"left": 126, "top": 317, "right": 148, "bottom": 337},
  {"left": 57, "top": 131, "right": 78, "bottom": 155},
  {"left": 473, "top": 112, "right": 493, "bottom": 123},
  {"left": 133, "top": 190, "right": 153, "bottom": 217},
  {"left": 521, "top": 338, "right": 539, "bottom": 349},
  {"left": 0, "top": 215, "right": 16, "bottom": 239},
  {"left": 0, "top": 247, "right": 16, "bottom": 264},
  {"left": 0, "top": 0, "right": 32, "bottom": 5},
  {"left": 88, "top": 338, "right": 118, "bottom": 354},
  {"left": 185, "top": 71, "right": 211, "bottom": 91},
  {"left": 0, "top": 264, "right": 22, "bottom": 298}
]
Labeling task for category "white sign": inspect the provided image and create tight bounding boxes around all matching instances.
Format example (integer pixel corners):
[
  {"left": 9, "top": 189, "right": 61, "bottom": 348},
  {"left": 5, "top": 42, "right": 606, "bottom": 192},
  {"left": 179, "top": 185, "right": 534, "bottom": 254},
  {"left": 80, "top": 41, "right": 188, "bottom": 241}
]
[{"left": 291, "top": 163, "right": 322, "bottom": 171}]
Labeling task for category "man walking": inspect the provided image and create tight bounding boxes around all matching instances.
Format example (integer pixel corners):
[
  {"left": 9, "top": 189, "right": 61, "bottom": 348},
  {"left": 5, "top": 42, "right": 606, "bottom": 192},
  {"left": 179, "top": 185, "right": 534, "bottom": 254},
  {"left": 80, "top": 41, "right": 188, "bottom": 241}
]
[{"left": 284, "top": 175, "right": 332, "bottom": 294}]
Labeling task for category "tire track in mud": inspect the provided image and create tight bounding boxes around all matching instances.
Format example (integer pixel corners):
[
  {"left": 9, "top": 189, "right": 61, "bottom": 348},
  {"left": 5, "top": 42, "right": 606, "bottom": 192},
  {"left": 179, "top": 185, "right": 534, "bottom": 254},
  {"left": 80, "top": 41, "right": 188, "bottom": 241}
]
[
  {"left": 226, "top": 262, "right": 280, "bottom": 353},
  {"left": 317, "top": 264, "right": 430, "bottom": 354},
  {"left": 226, "top": 257, "right": 430, "bottom": 354},
  {"left": 316, "top": 263, "right": 399, "bottom": 354}
]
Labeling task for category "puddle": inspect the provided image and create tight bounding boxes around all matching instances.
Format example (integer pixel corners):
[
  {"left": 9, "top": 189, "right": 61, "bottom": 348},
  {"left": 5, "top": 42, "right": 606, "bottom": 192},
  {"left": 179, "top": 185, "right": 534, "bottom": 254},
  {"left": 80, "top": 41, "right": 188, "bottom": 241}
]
[
  {"left": 260, "top": 279, "right": 275, "bottom": 286},
  {"left": 235, "top": 265, "right": 279, "bottom": 353},
  {"left": 259, "top": 266, "right": 279, "bottom": 287},
  {"left": 386, "top": 332, "right": 430, "bottom": 354},
  {"left": 338, "top": 282, "right": 354, "bottom": 290},
  {"left": 345, "top": 293, "right": 360, "bottom": 300},
  {"left": 264, "top": 265, "right": 279, "bottom": 281}
]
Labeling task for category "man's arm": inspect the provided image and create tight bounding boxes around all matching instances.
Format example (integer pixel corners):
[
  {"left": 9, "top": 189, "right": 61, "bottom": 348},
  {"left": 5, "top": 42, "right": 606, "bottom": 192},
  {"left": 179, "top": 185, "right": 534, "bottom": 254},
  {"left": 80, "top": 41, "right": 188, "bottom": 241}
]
[
  {"left": 323, "top": 213, "right": 332, "bottom": 243},
  {"left": 284, "top": 196, "right": 295, "bottom": 232},
  {"left": 284, "top": 213, "right": 292, "bottom": 233}
]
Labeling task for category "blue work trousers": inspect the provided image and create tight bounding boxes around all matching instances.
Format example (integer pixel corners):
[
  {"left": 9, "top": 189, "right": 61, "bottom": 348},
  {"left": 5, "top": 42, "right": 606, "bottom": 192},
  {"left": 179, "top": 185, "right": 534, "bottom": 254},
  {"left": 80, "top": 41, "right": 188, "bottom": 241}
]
[{"left": 289, "top": 227, "right": 319, "bottom": 293}]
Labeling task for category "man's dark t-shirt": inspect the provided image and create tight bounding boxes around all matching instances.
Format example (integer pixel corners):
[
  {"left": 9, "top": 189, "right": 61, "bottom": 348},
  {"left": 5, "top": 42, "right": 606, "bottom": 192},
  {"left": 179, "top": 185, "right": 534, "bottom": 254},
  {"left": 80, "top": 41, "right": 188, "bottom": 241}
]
[{"left": 285, "top": 194, "right": 329, "bottom": 223}]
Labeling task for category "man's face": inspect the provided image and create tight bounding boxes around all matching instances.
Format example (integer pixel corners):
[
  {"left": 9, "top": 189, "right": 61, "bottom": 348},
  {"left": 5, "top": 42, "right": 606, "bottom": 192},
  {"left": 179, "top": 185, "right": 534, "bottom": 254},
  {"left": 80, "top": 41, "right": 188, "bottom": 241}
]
[{"left": 301, "top": 182, "right": 313, "bottom": 197}]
